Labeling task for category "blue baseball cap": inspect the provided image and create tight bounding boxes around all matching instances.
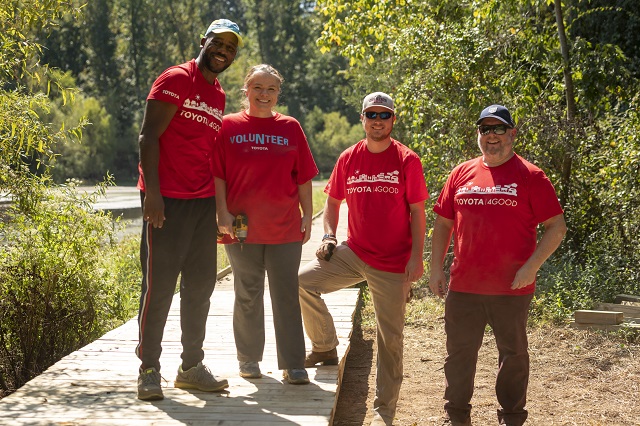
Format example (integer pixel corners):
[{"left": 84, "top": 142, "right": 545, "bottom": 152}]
[
  {"left": 204, "top": 19, "right": 244, "bottom": 47},
  {"left": 476, "top": 104, "right": 515, "bottom": 127}
]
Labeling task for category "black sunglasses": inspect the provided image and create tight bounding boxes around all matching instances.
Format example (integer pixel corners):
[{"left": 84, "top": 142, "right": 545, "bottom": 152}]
[
  {"left": 364, "top": 111, "right": 394, "bottom": 120},
  {"left": 478, "top": 124, "right": 511, "bottom": 135}
]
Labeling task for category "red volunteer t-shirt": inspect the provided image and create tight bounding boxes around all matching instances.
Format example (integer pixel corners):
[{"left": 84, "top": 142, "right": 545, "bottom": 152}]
[
  {"left": 213, "top": 111, "right": 318, "bottom": 244},
  {"left": 433, "top": 154, "right": 564, "bottom": 295},
  {"left": 326, "top": 139, "right": 429, "bottom": 273},
  {"left": 137, "top": 59, "right": 225, "bottom": 199}
]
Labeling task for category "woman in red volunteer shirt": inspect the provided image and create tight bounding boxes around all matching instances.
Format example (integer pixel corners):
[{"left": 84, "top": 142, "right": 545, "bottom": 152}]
[{"left": 213, "top": 64, "right": 318, "bottom": 385}]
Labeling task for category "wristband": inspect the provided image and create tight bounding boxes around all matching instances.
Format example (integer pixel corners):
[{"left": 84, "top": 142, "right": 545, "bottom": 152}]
[{"left": 322, "top": 233, "right": 337, "bottom": 241}]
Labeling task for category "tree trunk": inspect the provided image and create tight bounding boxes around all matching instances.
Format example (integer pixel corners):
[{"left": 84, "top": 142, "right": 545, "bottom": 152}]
[{"left": 554, "top": 1, "right": 576, "bottom": 208}]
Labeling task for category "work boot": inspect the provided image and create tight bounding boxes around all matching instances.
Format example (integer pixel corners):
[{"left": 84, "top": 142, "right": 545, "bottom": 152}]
[
  {"left": 283, "top": 368, "right": 310, "bottom": 384},
  {"left": 137, "top": 367, "right": 164, "bottom": 401},
  {"left": 304, "top": 348, "right": 339, "bottom": 367},
  {"left": 174, "top": 362, "right": 229, "bottom": 391},
  {"left": 239, "top": 361, "right": 262, "bottom": 378}
]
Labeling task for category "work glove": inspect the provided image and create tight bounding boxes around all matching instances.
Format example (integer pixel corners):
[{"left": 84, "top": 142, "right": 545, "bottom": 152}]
[{"left": 316, "top": 235, "right": 337, "bottom": 261}]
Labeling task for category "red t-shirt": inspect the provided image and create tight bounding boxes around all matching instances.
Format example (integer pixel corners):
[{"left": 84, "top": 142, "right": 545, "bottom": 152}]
[
  {"left": 326, "top": 139, "right": 429, "bottom": 273},
  {"left": 137, "top": 59, "right": 225, "bottom": 199},
  {"left": 433, "top": 154, "right": 564, "bottom": 295},
  {"left": 213, "top": 111, "right": 318, "bottom": 244}
]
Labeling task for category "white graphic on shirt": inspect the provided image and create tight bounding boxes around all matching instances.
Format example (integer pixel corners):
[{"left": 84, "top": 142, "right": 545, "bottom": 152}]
[
  {"left": 347, "top": 170, "right": 399, "bottom": 185},
  {"left": 182, "top": 97, "right": 223, "bottom": 123},
  {"left": 454, "top": 181, "right": 519, "bottom": 207},
  {"left": 346, "top": 169, "right": 400, "bottom": 194},
  {"left": 455, "top": 181, "right": 518, "bottom": 196},
  {"left": 230, "top": 134, "right": 289, "bottom": 146},
  {"left": 178, "top": 96, "right": 223, "bottom": 131}
]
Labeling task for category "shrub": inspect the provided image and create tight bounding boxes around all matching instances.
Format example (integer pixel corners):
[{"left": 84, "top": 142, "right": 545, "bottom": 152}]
[
  {"left": 531, "top": 250, "right": 640, "bottom": 325},
  {"left": 0, "top": 182, "right": 140, "bottom": 396}
]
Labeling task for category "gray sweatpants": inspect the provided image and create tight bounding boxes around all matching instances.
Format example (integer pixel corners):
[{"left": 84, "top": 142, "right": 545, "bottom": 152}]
[
  {"left": 225, "top": 242, "right": 306, "bottom": 370},
  {"left": 298, "top": 243, "right": 410, "bottom": 422},
  {"left": 136, "top": 194, "right": 217, "bottom": 372}
]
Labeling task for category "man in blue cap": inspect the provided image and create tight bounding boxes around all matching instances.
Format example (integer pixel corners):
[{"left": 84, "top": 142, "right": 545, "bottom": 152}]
[
  {"left": 135, "top": 18, "right": 242, "bottom": 401},
  {"left": 429, "top": 105, "right": 567, "bottom": 425}
]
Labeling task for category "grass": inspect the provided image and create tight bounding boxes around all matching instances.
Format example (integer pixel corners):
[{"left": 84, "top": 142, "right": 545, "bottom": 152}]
[{"left": 216, "top": 182, "right": 328, "bottom": 271}]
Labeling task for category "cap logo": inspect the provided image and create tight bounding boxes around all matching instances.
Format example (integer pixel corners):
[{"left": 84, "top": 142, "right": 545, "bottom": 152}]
[
  {"left": 373, "top": 95, "right": 388, "bottom": 105},
  {"left": 489, "top": 106, "right": 498, "bottom": 113}
]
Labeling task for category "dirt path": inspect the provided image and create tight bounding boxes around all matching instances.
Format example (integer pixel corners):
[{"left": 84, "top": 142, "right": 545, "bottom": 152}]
[{"left": 333, "top": 302, "right": 640, "bottom": 426}]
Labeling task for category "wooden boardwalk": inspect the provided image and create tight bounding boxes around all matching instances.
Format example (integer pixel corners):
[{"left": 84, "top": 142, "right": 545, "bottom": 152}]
[{"left": 0, "top": 204, "right": 359, "bottom": 425}]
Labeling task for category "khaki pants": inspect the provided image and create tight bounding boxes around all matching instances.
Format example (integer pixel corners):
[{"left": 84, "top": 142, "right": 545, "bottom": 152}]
[
  {"left": 225, "top": 242, "right": 306, "bottom": 370},
  {"left": 298, "top": 243, "right": 410, "bottom": 422}
]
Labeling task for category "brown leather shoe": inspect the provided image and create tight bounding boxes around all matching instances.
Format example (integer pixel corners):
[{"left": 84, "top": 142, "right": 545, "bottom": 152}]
[{"left": 304, "top": 348, "right": 339, "bottom": 367}]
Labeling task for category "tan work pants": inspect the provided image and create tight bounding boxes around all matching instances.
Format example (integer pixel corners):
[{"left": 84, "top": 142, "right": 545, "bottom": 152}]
[{"left": 298, "top": 243, "right": 410, "bottom": 422}]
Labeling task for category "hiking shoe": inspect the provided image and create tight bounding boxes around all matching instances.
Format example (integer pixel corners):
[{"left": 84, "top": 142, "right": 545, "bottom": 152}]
[
  {"left": 239, "top": 361, "right": 262, "bottom": 378},
  {"left": 283, "top": 368, "right": 310, "bottom": 384},
  {"left": 371, "top": 413, "right": 393, "bottom": 425},
  {"left": 304, "top": 348, "right": 339, "bottom": 367},
  {"left": 137, "top": 367, "right": 164, "bottom": 401},
  {"left": 174, "top": 362, "right": 229, "bottom": 392}
]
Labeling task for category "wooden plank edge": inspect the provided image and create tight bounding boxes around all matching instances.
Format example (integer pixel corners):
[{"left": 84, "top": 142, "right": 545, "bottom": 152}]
[
  {"left": 570, "top": 321, "right": 640, "bottom": 331},
  {"left": 614, "top": 294, "right": 640, "bottom": 304}
]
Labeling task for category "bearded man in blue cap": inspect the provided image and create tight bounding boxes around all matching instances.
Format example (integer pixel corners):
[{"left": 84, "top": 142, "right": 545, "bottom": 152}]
[{"left": 429, "top": 105, "right": 567, "bottom": 425}]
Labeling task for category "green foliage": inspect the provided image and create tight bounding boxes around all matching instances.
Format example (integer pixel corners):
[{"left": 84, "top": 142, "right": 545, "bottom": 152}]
[
  {"left": 304, "top": 107, "right": 363, "bottom": 176},
  {"left": 312, "top": 183, "right": 328, "bottom": 215},
  {"left": 0, "top": 182, "right": 141, "bottom": 394},
  {"left": 0, "top": 0, "right": 144, "bottom": 397},
  {"left": 532, "top": 250, "right": 640, "bottom": 325},
  {"left": 101, "top": 234, "right": 143, "bottom": 329},
  {"left": 0, "top": 0, "right": 83, "bottom": 83},
  {"left": 316, "top": 0, "right": 640, "bottom": 322},
  {"left": 1, "top": 3, "right": 86, "bottom": 196}
]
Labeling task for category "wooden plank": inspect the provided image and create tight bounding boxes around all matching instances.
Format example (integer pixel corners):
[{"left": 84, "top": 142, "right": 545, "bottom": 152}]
[
  {"left": 570, "top": 321, "right": 640, "bottom": 331},
  {"left": 595, "top": 302, "right": 640, "bottom": 321},
  {"left": 574, "top": 310, "right": 623, "bottom": 325},
  {"left": 614, "top": 294, "right": 640, "bottom": 304}
]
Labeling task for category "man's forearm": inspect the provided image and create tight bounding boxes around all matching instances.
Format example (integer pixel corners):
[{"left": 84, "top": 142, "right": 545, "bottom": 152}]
[
  {"left": 430, "top": 215, "right": 454, "bottom": 272},
  {"left": 323, "top": 197, "right": 341, "bottom": 236}
]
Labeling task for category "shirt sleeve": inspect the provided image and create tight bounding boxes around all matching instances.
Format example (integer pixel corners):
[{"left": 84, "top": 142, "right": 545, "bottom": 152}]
[
  {"left": 292, "top": 122, "right": 319, "bottom": 185},
  {"left": 211, "top": 122, "right": 228, "bottom": 180},
  {"left": 325, "top": 152, "right": 347, "bottom": 201},
  {"left": 147, "top": 66, "right": 190, "bottom": 107},
  {"left": 404, "top": 153, "right": 429, "bottom": 204},
  {"left": 433, "top": 169, "right": 457, "bottom": 220},
  {"left": 529, "top": 170, "right": 564, "bottom": 223}
]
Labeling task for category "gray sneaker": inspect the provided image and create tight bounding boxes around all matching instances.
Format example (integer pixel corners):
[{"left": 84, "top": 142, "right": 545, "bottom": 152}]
[
  {"left": 283, "top": 368, "right": 310, "bottom": 384},
  {"left": 137, "top": 367, "right": 164, "bottom": 401},
  {"left": 239, "top": 361, "right": 262, "bottom": 378},
  {"left": 174, "top": 362, "right": 229, "bottom": 392}
]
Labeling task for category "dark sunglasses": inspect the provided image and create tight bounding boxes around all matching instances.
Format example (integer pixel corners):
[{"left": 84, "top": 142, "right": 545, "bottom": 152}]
[
  {"left": 478, "top": 124, "right": 511, "bottom": 135},
  {"left": 364, "top": 111, "right": 394, "bottom": 120}
]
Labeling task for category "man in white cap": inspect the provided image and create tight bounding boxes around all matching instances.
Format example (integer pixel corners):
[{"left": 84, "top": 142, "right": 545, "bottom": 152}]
[
  {"left": 135, "top": 18, "right": 243, "bottom": 401},
  {"left": 298, "top": 92, "right": 429, "bottom": 425},
  {"left": 429, "top": 104, "right": 566, "bottom": 425}
]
